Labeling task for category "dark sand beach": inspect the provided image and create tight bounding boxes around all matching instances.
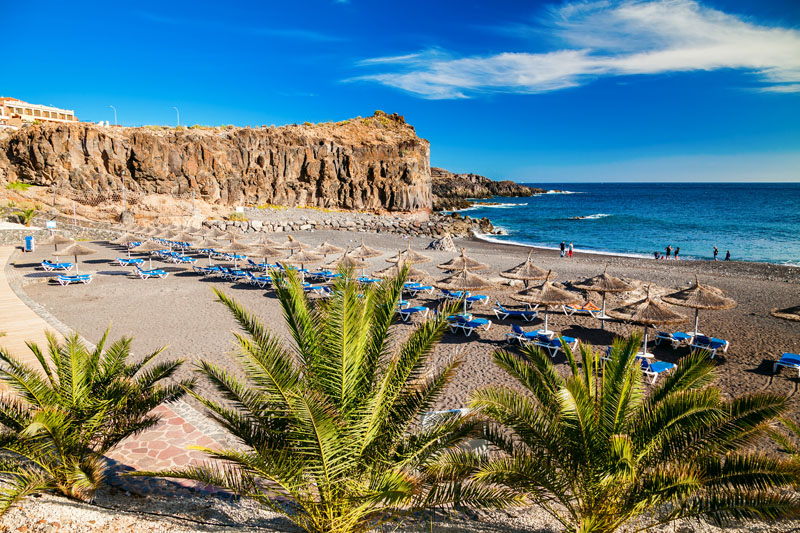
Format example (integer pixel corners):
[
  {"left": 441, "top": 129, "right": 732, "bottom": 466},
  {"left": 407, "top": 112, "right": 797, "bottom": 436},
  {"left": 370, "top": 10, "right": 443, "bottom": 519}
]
[{"left": 11, "top": 229, "right": 800, "bottom": 421}]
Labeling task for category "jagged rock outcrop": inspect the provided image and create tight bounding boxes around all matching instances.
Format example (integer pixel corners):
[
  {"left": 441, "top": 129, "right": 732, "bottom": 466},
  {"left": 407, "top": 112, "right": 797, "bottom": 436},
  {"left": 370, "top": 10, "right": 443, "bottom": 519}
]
[
  {"left": 0, "top": 112, "right": 431, "bottom": 212},
  {"left": 431, "top": 167, "right": 544, "bottom": 210}
]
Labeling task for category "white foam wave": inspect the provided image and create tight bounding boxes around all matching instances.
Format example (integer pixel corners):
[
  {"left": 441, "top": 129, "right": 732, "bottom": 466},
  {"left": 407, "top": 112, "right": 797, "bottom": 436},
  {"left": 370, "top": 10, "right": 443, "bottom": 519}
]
[
  {"left": 474, "top": 202, "right": 525, "bottom": 209},
  {"left": 541, "top": 190, "right": 584, "bottom": 195},
  {"left": 472, "top": 232, "right": 652, "bottom": 259},
  {"left": 569, "top": 213, "right": 611, "bottom": 220}
]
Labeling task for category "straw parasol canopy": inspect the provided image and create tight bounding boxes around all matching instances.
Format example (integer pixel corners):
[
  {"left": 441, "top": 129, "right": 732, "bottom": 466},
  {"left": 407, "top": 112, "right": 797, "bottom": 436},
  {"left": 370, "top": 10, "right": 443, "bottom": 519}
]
[
  {"left": 499, "top": 250, "right": 547, "bottom": 287},
  {"left": 132, "top": 240, "right": 168, "bottom": 269},
  {"left": 171, "top": 231, "right": 197, "bottom": 244},
  {"left": 436, "top": 266, "right": 494, "bottom": 315},
  {"left": 770, "top": 305, "right": 800, "bottom": 322},
  {"left": 437, "top": 248, "right": 489, "bottom": 272},
  {"left": 248, "top": 244, "right": 286, "bottom": 271},
  {"left": 220, "top": 238, "right": 253, "bottom": 268},
  {"left": 52, "top": 243, "right": 96, "bottom": 274},
  {"left": 314, "top": 240, "right": 344, "bottom": 257},
  {"left": 278, "top": 235, "right": 304, "bottom": 253},
  {"left": 349, "top": 237, "right": 382, "bottom": 259},
  {"left": 386, "top": 242, "right": 430, "bottom": 264},
  {"left": 326, "top": 247, "right": 369, "bottom": 271},
  {"left": 41, "top": 234, "right": 75, "bottom": 252},
  {"left": 662, "top": 275, "right": 736, "bottom": 337},
  {"left": 208, "top": 228, "right": 230, "bottom": 240},
  {"left": 608, "top": 286, "right": 685, "bottom": 355},
  {"left": 374, "top": 254, "right": 430, "bottom": 281},
  {"left": 110, "top": 233, "right": 144, "bottom": 258},
  {"left": 192, "top": 237, "right": 223, "bottom": 265},
  {"left": 280, "top": 246, "right": 322, "bottom": 281},
  {"left": 512, "top": 271, "right": 581, "bottom": 334},
  {"left": 572, "top": 266, "right": 634, "bottom": 327},
  {"left": 157, "top": 229, "right": 178, "bottom": 241}
]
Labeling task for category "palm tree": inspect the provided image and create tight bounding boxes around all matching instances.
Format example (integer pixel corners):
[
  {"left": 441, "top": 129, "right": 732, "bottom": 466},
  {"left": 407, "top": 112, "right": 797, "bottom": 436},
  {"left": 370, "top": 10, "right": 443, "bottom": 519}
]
[
  {"left": 0, "top": 330, "right": 192, "bottom": 514},
  {"left": 772, "top": 418, "right": 800, "bottom": 468},
  {"left": 464, "top": 335, "right": 799, "bottom": 533},
  {"left": 15, "top": 207, "right": 37, "bottom": 227},
  {"left": 140, "top": 268, "right": 497, "bottom": 533}
]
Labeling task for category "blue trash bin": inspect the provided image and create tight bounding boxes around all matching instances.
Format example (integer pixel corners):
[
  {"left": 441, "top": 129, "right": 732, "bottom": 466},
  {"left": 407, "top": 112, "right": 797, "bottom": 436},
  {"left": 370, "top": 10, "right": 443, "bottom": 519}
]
[{"left": 24, "top": 236, "right": 34, "bottom": 253}]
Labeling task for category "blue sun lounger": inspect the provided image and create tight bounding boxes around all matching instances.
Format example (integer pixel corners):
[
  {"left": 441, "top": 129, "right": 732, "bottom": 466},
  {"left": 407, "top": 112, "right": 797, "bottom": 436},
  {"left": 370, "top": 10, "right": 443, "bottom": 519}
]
[
  {"left": 448, "top": 316, "right": 491, "bottom": 337},
  {"left": 639, "top": 357, "right": 676, "bottom": 384},
  {"left": 56, "top": 273, "right": 92, "bottom": 286},
  {"left": 398, "top": 306, "right": 429, "bottom": 322},
  {"left": 116, "top": 257, "right": 144, "bottom": 267},
  {"left": 655, "top": 331, "right": 693, "bottom": 349},
  {"left": 690, "top": 335, "right": 729, "bottom": 359},
  {"left": 773, "top": 353, "right": 800, "bottom": 377},
  {"left": 505, "top": 324, "right": 544, "bottom": 345},
  {"left": 493, "top": 302, "right": 537, "bottom": 322},
  {"left": 532, "top": 333, "right": 578, "bottom": 358},
  {"left": 41, "top": 259, "right": 73, "bottom": 272},
  {"left": 404, "top": 282, "right": 434, "bottom": 296},
  {"left": 135, "top": 265, "right": 168, "bottom": 279}
]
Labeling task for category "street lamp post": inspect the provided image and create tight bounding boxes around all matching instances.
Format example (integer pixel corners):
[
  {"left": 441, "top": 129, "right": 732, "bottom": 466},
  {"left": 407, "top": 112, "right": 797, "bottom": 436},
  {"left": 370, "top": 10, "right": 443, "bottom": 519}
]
[
  {"left": 173, "top": 106, "right": 180, "bottom": 127},
  {"left": 109, "top": 105, "right": 117, "bottom": 125}
]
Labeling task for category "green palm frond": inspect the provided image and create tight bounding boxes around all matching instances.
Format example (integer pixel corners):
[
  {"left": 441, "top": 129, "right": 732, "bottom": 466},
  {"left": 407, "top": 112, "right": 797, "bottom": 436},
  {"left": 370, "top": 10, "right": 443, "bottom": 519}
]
[
  {"left": 0, "top": 328, "right": 189, "bottom": 515},
  {"left": 468, "top": 334, "right": 796, "bottom": 532},
  {"left": 143, "top": 268, "right": 476, "bottom": 533}
]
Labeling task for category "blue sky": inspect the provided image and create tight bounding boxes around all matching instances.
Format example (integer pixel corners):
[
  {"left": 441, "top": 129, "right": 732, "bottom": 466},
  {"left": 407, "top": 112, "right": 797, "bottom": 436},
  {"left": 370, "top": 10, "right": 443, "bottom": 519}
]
[{"left": 2, "top": 0, "right": 799, "bottom": 182}]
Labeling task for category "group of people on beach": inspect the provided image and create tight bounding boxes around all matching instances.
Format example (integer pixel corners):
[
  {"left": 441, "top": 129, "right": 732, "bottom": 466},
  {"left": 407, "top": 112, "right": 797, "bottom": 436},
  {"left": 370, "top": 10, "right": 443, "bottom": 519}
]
[
  {"left": 654, "top": 245, "right": 731, "bottom": 261},
  {"left": 654, "top": 245, "right": 681, "bottom": 261},
  {"left": 559, "top": 241, "right": 574, "bottom": 259}
]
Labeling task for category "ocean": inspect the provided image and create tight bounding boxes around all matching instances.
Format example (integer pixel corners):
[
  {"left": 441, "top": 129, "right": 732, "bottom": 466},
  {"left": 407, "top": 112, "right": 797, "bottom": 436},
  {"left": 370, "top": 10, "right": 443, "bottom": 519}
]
[{"left": 454, "top": 183, "right": 800, "bottom": 266}]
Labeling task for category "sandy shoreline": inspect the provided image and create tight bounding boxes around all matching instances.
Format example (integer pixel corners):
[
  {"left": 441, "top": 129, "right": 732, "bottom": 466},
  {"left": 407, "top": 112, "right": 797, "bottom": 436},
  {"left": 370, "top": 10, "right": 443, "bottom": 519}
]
[
  {"left": 10, "top": 228, "right": 799, "bottom": 415},
  {"left": 3, "top": 226, "right": 800, "bottom": 531}
]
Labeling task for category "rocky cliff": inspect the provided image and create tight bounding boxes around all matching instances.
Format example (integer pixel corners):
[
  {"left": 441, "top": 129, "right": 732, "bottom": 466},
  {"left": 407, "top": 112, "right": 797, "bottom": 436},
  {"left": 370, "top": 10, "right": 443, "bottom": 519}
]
[
  {"left": 430, "top": 167, "right": 544, "bottom": 210},
  {"left": 0, "top": 112, "right": 431, "bottom": 212}
]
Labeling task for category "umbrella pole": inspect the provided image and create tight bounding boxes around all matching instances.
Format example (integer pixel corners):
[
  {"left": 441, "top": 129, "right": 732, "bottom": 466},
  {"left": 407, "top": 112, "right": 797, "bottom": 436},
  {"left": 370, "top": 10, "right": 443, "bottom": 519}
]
[
  {"left": 149, "top": 254, "right": 153, "bottom": 270},
  {"left": 127, "top": 247, "right": 131, "bottom": 259},
  {"left": 544, "top": 308, "right": 549, "bottom": 334},
  {"left": 75, "top": 254, "right": 79, "bottom": 274},
  {"left": 208, "top": 251, "right": 212, "bottom": 266},
  {"left": 693, "top": 309, "right": 700, "bottom": 337},
  {"left": 642, "top": 326, "right": 649, "bottom": 357},
  {"left": 601, "top": 292, "right": 607, "bottom": 330}
]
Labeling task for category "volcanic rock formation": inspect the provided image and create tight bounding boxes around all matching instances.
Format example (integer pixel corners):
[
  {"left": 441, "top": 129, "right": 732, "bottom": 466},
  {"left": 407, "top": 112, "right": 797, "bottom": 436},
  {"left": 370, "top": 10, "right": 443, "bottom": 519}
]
[{"left": 0, "top": 112, "right": 431, "bottom": 212}]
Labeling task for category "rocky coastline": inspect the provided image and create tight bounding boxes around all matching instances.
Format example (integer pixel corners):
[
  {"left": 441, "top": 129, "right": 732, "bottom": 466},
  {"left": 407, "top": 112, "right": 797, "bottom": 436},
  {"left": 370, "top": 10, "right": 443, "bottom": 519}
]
[{"left": 431, "top": 167, "right": 545, "bottom": 211}]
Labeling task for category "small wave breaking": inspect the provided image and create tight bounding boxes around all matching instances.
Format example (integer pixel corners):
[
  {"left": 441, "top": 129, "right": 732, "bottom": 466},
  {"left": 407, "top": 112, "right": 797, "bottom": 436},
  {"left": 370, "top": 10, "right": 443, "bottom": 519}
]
[
  {"left": 542, "top": 190, "right": 584, "bottom": 195},
  {"left": 568, "top": 213, "right": 611, "bottom": 221}
]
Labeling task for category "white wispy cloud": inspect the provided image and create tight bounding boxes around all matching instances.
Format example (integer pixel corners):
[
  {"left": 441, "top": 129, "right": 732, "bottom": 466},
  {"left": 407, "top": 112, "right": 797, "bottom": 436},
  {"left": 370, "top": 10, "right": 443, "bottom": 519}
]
[{"left": 353, "top": 0, "right": 800, "bottom": 98}]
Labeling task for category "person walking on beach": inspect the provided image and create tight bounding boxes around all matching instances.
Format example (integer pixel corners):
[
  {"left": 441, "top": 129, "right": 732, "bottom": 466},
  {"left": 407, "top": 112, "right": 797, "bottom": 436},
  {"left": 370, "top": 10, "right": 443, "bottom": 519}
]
[
  {"left": 713, "top": 246, "right": 719, "bottom": 261},
  {"left": 666, "top": 245, "right": 672, "bottom": 259},
  {"left": 725, "top": 250, "right": 731, "bottom": 261},
  {"left": 560, "top": 241, "right": 566, "bottom": 258},
  {"left": 674, "top": 247, "right": 680, "bottom": 260},
  {"left": 653, "top": 251, "right": 660, "bottom": 260},
  {"left": 568, "top": 242, "right": 574, "bottom": 260}
]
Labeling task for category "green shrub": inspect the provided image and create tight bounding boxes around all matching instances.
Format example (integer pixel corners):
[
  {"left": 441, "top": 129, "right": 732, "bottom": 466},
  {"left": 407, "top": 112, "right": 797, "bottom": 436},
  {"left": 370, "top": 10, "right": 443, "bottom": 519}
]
[
  {"left": 15, "top": 207, "right": 37, "bottom": 226},
  {"left": 227, "top": 212, "right": 247, "bottom": 221},
  {"left": 0, "top": 330, "right": 192, "bottom": 514},
  {"left": 5, "top": 182, "right": 32, "bottom": 192}
]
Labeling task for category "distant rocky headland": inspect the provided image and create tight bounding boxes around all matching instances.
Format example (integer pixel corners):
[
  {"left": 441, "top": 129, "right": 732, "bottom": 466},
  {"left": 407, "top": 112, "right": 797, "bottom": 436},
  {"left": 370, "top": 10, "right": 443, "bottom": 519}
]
[{"left": 431, "top": 167, "right": 545, "bottom": 211}]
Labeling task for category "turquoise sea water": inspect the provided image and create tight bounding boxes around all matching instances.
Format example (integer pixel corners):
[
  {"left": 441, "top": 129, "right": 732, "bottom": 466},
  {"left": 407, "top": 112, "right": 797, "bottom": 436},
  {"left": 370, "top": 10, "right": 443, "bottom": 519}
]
[{"left": 456, "top": 183, "right": 800, "bottom": 265}]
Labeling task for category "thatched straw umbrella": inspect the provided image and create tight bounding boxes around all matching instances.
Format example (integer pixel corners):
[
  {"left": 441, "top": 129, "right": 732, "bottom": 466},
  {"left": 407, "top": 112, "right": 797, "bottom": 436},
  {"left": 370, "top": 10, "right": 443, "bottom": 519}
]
[
  {"left": 326, "top": 247, "right": 369, "bottom": 271},
  {"left": 375, "top": 254, "right": 430, "bottom": 282},
  {"left": 248, "top": 244, "right": 286, "bottom": 271},
  {"left": 513, "top": 271, "right": 581, "bottom": 335},
  {"left": 111, "top": 233, "right": 143, "bottom": 258},
  {"left": 662, "top": 275, "right": 736, "bottom": 337},
  {"left": 41, "top": 234, "right": 75, "bottom": 253},
  {"left": 386, "top": 241, "right": 430, "bottom": 264},
  {"left": 192, "top": 237, "right": 222, "bottom": 266},
  {"left": 608, "top": 287, "right": 686, "bottom": 356},
  {"left": 52, "top": 243, "right": 96, "bottom": 274},
  {"left": 436, "top": 266, "right": 494, "bottom": 316},
  {"left": 437, "top": 248, "right": 489, "bottom": 272},
  {"left": 314, "top": 240, "right": 344, "bottom": 258},
  {"left": 208, "top": 228, "right": 230, "bottom": 240},
  {"left": 281, "top": 246, "right": 322, "bottom": 282},
  {"left": 572, "top": 266, "right": 634, "bottom": 328},
  {"left": 132, "top": 240, "right": 168, "bottom": 269},
  {"left": 220, "top": 238, "right": 253, "bottom": 268},
  {"left": 350, "top": 237, "right": 382, "bottom": 259},
  {"left": 499, "top": 250, "right": 547, "bottom": 288},
  {"left": 770, "top": 305, "right": 800, "bottom": 322}
]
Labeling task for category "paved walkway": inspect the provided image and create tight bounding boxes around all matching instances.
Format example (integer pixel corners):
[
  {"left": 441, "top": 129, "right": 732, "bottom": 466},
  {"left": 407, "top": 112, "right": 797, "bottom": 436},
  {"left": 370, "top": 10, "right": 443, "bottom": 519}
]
[{"left": 0, "top": 246, "right": 230, "bottom": 495}]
